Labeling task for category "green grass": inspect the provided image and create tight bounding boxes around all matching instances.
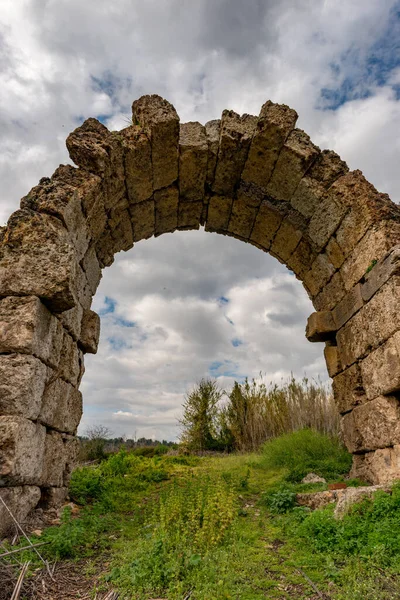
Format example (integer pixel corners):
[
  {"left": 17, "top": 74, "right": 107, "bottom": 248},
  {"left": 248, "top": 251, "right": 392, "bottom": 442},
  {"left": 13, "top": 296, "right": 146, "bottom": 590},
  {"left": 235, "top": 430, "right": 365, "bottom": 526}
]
[
  {"left": 261, "top": 428, "right": 352, "bottom": 482},
  {"left": 4, "top": 431, "right": 400, "bottom": 599}
]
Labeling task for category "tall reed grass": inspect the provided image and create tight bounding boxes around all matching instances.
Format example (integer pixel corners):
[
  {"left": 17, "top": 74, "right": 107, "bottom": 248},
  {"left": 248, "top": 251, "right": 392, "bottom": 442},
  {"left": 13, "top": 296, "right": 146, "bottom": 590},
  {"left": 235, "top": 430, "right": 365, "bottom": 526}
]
[{"left": 225, "top": 375, "right": 339, "bottom": 452}]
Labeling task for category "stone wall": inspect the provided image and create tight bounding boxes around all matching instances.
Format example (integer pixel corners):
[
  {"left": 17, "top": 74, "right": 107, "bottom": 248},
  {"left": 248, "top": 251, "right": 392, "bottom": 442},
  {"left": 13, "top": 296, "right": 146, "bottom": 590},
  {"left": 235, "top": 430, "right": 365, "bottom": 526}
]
[{"left": 0, "top": 94, "right": 399, "bottom": 535}]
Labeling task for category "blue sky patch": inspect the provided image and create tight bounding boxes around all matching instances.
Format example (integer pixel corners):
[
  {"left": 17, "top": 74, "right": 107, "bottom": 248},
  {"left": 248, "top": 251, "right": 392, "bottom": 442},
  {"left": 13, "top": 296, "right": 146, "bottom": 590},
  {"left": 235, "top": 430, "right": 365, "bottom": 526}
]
[
  {"left": 231, "top": 338, "right": 243, "bottom": 347},
  {"left": 99, "top": 296, "right": 117, "bottom": 316},
  {"left": 319, "top": 8, "right": 400, "bottom": 110},
  {"left": 208, "top": 359, "right": 243, "bottom": 379},
  {"left": 115, "top": 316, "right": 136, "bottom": 328},
  {"left": 107, "top": 336, "right": 129, "bottom": 351}
]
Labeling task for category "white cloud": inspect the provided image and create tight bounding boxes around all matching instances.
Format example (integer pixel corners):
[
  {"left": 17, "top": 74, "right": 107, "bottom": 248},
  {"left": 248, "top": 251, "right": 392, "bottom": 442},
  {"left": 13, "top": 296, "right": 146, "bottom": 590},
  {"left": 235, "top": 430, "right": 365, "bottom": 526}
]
[{"left": 0, "top": 0, "right": 399, "bottom": 438}]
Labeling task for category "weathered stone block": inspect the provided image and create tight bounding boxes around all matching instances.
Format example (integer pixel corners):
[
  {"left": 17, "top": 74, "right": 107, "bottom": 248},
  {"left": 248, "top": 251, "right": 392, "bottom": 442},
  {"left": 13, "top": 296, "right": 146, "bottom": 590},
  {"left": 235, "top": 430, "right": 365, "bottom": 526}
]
[
  {"left": 0, "top": 416, "right": 46, "bottom": 485},
  {"left": 342, "top": 396, "right": 400, "bottom": 453},
  {"left": 178, "top": 201, "right": 202, "bottom": 230},
  {"left": 110, "top": 207, "right": 134, "bottom": 253},
  {"left": 121, "top": 125, "right": 153, "bottom": 203},
  {"left": 82, "top": 246, "right": 102, "bottom": 296},
  {"left": 324, "top": 344, "right": 342, "bottom": 378},
  {"left": 332, "top": 363, "right": 365, "bottom": 414},
  {"left": 0, "top": 296, "right": 64, "bottom": 369},
  {"left": 40, "top": 377, "right": 82, "bottom": 434},
  {"left": 66, "top": 118, "right": 125, "bottom": 209},
  {"left": 291, "top": 150, "right": 348, "bottom": 220},
  {"left": 62, "top": 434, "right": 80, "bottom": 486},
  {"left": 58, "top": 332, "right": 81, "bottom": 386},
  {"left": 85, "top": 193, "right": 108, "bottom": 242},
  {"left": 20, "top": 166, "right": 90, "bottom": 262},
  {"left": 0, "top": 209, "right": 79, "bottom": 312},
  {"left": 179, "top": 122, "right": 208, "bottom": 202},
  {"left": 361, "top": 331, "right": 400, "bottom": 399},
  {"left": 40, "top": 486, "right": 69, "bottom": 508},
  {"left": 308, "top": 190, "right": 348, "bottom": 251},
  {"left": 303, "top": 253, "right": 335, "bottom": 297},
  {"left": 132, "top": 95, "right": 179, "bottom": 190},
  {"left": 332, "top": 284, "right": 363, "bottom": 329},
  {"left": 271, "top": 212, "right": 306, "bottom": 262},
  {"left": 307, "top": 150, "right": 349, "bottom": 188},
  {"left": 41, "top": 430, "right": 67, "bottom": 487},
  {"left": 205, "top": 195, "right": 233, "bottom": 232},
  {"left": 75, "top": 265, "right": 94, "bottom": 310},
  {"left": 79, "top": 309, "right": 100, "bottom": 354},
  {"left": 326, "top": 237, "right": 345, "bottom": 269},
  {"left": 95, "top": 227, "right": 115, "bottom": 268},
  {"left": 352, "top": 446, "right": 400, "bottom": 484},
  {"left": 362, "top": 245, "right": 400, "bottom": 302},
  {"left": 242, "top": 100, "right": 297, "bottom": 189},
  {"left": 228, "top": 182, "right": 267, "bottom": 238},
  {"left": 249, "top": 200, "right": 284, "bottom": 251},
  {"left": 334, "top": 172, "right": 400, "bottom": 257},
  {"left": 266, "top": 129, "right": 320, "bottom": 201},
  {"left": 314, "top": 271, "right": 346, "bottom": 311},
  {"left": 306, "top": 311, "right": 336, "bottom": 342},
  {"left": 66, "top": 118, "right": 114, "bottom": 175},
  {"left": 286, "top": 237, "right": 316, "bottom": 278},
  {"left": 334, "top": 485, "right": 392, "bottom": 518},
  {"left": 228, "top": 197, "right": 258, "bottom": 239},
  {"left": 154, "top": 186, "right": 179, "bottom": 236},
  {"left": 341, "top": 221, "right": 400, "bottom": 291},
  {"left": 212, "top": 110, "right": 257, "bottom": 196},
  {"left": 58, "top": 303, "right": 84, "bottom": 341},
  {"left": 337, "top": 277, "right": 400, "bottom": 367},
  {"left": 291, "top": 177, "right": 325, "bottom": 219},
  {"left": 131, "top": 199, "right": 155, "bottom": 242},
  {"left": 0, "top": 486, "right": 41, "bottom": 537},
  {"left": 205, "top": 119, "right": 221, "bottom": 189},
  {"left": 49, "top": 163, "right": 103, "bottom": 217},
  {"left": 0, "top": 354, "right": 47, "bottom": 420}
]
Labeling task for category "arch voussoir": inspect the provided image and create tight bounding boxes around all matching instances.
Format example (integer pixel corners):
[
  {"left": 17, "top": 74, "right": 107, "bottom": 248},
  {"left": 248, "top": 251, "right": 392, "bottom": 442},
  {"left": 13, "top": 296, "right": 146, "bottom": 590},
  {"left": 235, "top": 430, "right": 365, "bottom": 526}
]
[{"left": 1, "top": 93, "right": 400, "bottom": 534}]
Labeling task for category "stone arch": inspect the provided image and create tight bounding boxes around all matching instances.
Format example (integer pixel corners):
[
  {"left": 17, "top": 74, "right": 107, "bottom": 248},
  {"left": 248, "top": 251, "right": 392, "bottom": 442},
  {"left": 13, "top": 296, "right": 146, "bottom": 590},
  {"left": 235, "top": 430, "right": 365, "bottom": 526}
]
[{"left": 1, "top": 95, "right": 400, "bottom": 532}]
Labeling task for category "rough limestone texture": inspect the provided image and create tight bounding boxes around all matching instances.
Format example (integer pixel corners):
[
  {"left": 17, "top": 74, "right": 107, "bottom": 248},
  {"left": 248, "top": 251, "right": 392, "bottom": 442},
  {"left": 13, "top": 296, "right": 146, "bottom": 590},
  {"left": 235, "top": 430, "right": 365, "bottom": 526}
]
[
  {"left": 0, "top": 93, "right": 399, "bottom": 534},
  {"left": 334, "top": 485, "right": 391, "bottom": 518},
  {"left": 296, "top": 484, "right": 391, "bottom": 517},
  {"left": 0, "top": 486, "right": 41, "bottom": 536}
]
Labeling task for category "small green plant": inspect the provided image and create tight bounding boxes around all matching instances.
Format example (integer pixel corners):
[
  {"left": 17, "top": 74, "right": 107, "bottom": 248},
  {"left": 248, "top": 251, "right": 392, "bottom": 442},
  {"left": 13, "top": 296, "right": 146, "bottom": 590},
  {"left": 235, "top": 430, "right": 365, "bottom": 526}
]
[
  {"left": 262, "top": 485, "right": 296, "bottom": 513},
  {"left": 366, "top": 259, "right": 378, "bottom": 274}
]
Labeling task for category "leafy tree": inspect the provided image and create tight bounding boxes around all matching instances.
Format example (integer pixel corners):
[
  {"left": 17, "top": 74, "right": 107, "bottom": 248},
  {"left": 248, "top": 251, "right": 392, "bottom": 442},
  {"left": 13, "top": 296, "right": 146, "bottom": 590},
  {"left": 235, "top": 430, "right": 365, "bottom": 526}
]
[
  {"left": 179, "top": 378, "right": 223, "bottom": 451},
  {"left": 80, "top": 424, "right": 113, "bottom": 461}
]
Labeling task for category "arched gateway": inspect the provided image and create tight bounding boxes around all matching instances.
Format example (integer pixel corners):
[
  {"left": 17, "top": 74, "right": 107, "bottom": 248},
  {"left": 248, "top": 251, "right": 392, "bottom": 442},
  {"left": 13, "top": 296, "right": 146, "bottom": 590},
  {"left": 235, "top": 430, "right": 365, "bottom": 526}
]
[{"left": 0, "top": 95, "right": 400, "bottom": 532}]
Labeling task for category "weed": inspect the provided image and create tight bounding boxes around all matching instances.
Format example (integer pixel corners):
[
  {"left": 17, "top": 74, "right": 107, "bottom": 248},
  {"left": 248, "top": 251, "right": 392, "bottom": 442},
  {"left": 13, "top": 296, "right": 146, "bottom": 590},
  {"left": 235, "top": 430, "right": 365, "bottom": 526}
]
[
  {"left": 366, "top": 258, "right": 378, "bottom": 274},
  {"left": 262, "top": 485, "right": 297, "bottom": 513}
]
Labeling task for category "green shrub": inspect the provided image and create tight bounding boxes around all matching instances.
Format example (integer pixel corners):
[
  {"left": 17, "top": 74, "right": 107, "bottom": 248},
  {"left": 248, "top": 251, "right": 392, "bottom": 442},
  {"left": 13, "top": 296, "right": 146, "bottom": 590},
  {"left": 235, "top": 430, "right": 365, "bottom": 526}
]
[
  {"left": 70, "top": 450, "right": 170, "bottom": 509},
  {"left": 132, "top": 446, "right": 159, "bottom": 457},
  {"left": 262, "top": 485, "right": 297, "bottom": 513},
  {"left": 69, "top": 467, "right": 104, "bottom": 504},
  {"left": 40, "top": 505, "right": 117, "bottom": 559},
  {"left": 261, "top": 428, "right": 352, "bottom": 481}
]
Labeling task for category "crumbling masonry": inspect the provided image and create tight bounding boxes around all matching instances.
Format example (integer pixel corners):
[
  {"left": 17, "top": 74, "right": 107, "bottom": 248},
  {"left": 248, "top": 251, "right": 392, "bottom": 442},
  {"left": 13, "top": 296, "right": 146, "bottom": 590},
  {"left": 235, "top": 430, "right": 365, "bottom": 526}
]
[{"left": 1, "top": 95, "right": 400, "bottom": 534}]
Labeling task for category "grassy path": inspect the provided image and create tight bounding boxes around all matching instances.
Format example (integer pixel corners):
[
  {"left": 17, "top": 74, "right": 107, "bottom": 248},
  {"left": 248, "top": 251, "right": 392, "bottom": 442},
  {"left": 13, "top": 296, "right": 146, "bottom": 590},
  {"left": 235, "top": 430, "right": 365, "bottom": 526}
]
[{"left": 3, "top": 450, "right": 400, "bottom": 599}]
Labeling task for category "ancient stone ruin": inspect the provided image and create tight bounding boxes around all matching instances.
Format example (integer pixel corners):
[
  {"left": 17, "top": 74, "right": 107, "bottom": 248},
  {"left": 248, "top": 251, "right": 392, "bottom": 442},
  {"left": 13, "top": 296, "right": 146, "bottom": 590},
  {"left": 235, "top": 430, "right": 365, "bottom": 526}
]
[{"left": 0, "top": 95, "right": 400, "bottom": 534}]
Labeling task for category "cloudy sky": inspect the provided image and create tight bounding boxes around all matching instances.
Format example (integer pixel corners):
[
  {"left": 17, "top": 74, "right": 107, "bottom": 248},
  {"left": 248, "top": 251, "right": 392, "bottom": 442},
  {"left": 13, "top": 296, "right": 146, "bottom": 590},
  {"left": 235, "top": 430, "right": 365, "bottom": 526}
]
[{"left": 1, "top": 0, "right": 399, "bottom": 440}]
